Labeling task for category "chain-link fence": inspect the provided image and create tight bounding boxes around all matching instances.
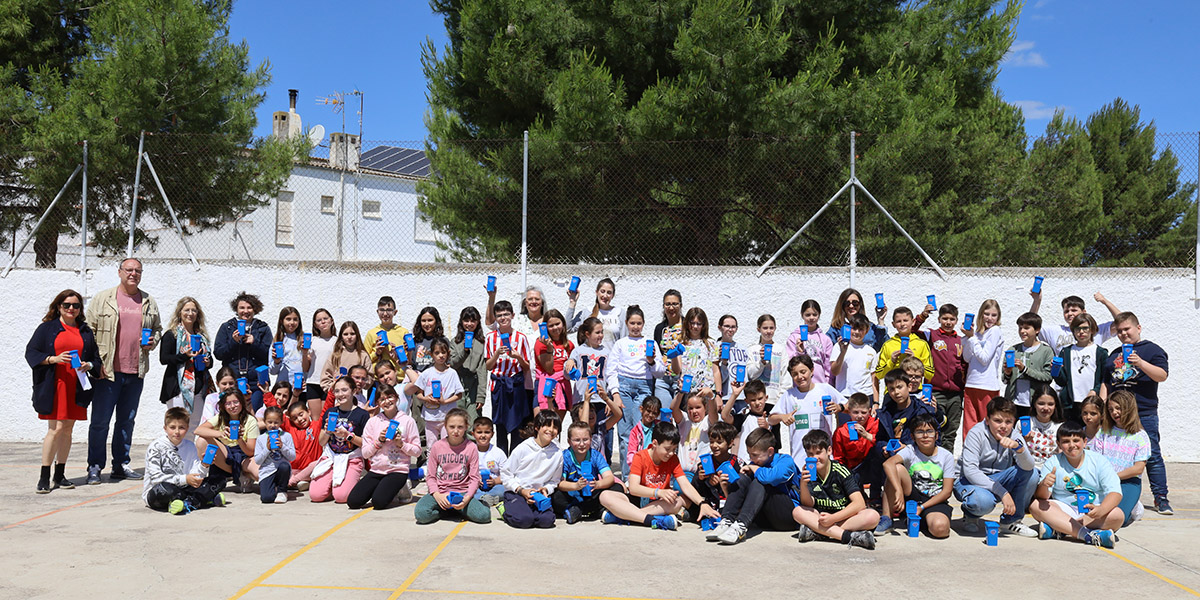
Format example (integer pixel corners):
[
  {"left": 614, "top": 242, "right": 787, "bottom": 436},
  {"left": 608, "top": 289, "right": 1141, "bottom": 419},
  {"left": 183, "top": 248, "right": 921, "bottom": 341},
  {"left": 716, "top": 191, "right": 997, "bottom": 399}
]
[{"left": 2, "top": 130, "right": 1196, "bottom": 276}]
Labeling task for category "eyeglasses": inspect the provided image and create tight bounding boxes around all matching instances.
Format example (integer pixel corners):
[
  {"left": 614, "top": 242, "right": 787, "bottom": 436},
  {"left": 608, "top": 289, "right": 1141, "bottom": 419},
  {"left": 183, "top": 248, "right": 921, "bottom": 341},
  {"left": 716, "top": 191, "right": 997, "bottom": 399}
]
[
  {"left": 663, "top": 302, "right": 682, "bottom": 308},
  {"left": 60, "top": 302, "right": 82, "bottom": 310},
  {"left": 914, "top": 430, "right": 938, "bottom": 437},
  {"left": 844, "top": 300, "right": 862, "bottom": 307},
  {"left": 121, "top": 268, "right": 143, "bottom": 274}
]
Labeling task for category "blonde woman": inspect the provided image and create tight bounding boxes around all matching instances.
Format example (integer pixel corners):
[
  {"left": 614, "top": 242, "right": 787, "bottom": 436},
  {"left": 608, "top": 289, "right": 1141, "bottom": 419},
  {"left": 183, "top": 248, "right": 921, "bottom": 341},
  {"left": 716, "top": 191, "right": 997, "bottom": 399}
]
[{"left": 159, "top": 297, "right": 215, "bottom": 435}]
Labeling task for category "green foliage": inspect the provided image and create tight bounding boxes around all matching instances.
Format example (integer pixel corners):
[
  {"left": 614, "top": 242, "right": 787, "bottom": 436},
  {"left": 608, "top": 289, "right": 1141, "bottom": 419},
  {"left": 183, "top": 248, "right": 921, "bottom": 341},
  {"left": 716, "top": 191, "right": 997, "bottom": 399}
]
[{"left": 1, "top": 0, "right": 297, "bottom": 266}]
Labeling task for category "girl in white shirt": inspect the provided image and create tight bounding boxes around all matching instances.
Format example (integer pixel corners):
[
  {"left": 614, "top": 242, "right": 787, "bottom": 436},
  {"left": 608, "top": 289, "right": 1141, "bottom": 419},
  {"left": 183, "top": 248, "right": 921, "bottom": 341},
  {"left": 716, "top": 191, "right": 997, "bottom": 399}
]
[
  {"left": 607, "top": 307, "right": 666, "bottom": 477},
  {"left": 500, "top": 410, "right": 563, "bottom": 529},
  {"left": 566, "top": 277, "right": 626, "bottom": 347},
  {"left": 305, "top": 309, "right": 337, "bottom": 417},
  {"left": 961, "top": 299, "right": 1004, "bottom": 437}
]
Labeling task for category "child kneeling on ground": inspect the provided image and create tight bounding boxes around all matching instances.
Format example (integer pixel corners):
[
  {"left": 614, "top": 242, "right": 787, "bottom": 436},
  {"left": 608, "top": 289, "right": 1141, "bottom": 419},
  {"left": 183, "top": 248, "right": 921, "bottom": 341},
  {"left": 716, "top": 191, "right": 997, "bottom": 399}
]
[
  {"left": 705, "top": 428, "right": 799, "bottom": 545},
  {"left": 599, "top": 422, "right": 720, "bottom": 531},
  {"left": 1030, "top": 421, "right": 1123, "bottom": 548},
  {"left": 792, "top": 429, "right": 880, "bottom": 549},
  {"left": 144, "top": 408, "right": 227, "bottom": 514},
  {"left": 253, "top": 406, "right": 296, "bottom": 504},
  {"left": 415, "top": 408, "right": 492, "bottom": 524}
]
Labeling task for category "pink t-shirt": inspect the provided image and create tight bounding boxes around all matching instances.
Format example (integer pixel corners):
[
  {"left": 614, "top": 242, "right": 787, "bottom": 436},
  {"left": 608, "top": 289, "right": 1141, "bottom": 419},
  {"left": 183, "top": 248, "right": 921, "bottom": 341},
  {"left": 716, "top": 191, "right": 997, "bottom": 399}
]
[{"left": 113, "top": 289, "right": 143, "bottom": 375}]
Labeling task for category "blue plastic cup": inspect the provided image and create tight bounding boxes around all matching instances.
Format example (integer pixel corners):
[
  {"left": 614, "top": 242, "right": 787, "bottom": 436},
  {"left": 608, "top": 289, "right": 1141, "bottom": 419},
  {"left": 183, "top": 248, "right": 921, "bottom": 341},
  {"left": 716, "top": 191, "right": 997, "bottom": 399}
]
[
  {"left": 1075, "top": 489, "right": 1089, "bottom": 513},
  {"left": 190, "top": 334, "right": 202, "bottom": 352},
  {"left": 141, "top": 328, "right": 152, "bottom": 346},
  {"left": 800, "top": 327, "right": 809, "bottom": 342},
  {"left": 377, "top": 331, "right": 389, "bottom": 347},
  {"left": 432, "top": 380, "right": 443, "bottom": 399},
  {"left": 876, "top": 293, "right": 885, "bottom": 309},
  {"left": 303, "top": 333, "right": 312, "bottom": 349},
  {"left": 587, "top": 375, "right": 597, "bottom": 392},
  {"left": 645, "top": 340, "right": 655, "bottom": 358},
  {"left": 720, "top": 342, "right": 731, "bottom": 360},
  {"left": 539, "top": 322, "right": 549, "bottom": 340},
  {"left": 846, "top": 422, "right": 859, "bottom": 441},
  {"left": 541, "top": 379, "right": 554, "bottom": 398},
  {"left": 734, "top": 364, "right": 746, "bottom": 383},
  {"left": 717, "top": 460, "right": 740, "bottom": 484},
  {"left": 411, "top": 467, "right": 425, "bottom": 482},
  {"left": 1019, "top": 416, "right": 1031, "bottom": 435},
  {"left": 1051, "top": 356, "right": 1063, "bottom": 377},
  {"left": 237, "top": 319, "right": 246, "bottom": 336},
  {"left": 1005, "top": 349, "right": 1016, "bottom": 368},
  {"left": 404, "top": 333, "right": 416, "bottom": 350},
  {"left": 273, "top": 341, "right": 284, "bottom": 358},
  {"left": 1122, "top": 344, "right": 1133, "bottom": 361},
  {"left": 908, "top": 514, "right": 921, "bottom": 538},
  {"left": 486, "top": 276, "right": 496, "bottom": 292},
  {"left": 367, "top": 388, "right": 377, "bottom": 407},
  {"left": 763, "top": 343, "right": 773, "bottom": 362},
  {"left": 821, "top": 395, "right": 832, "bottom": 415},
  {"left": 681, "top": 374, "right": 693, "bottom": 394},
  {"left": 659, "top": 407, "right": 672, "bottom": 422},
  {"left": 805, "top": 457, "right": 818, "bottom": 481},
  {"left": 69, "top": 350, "right": 81, "bottom": 369},
  {"left": 1032, "top": 276, "right": 1044, "bottom": 294},
  {"left": 568, "top": 276, "right": 580, "bottom": 293},
  {"left": 532, "top": 492, "right": 552, "bottom": 512},
  {"left": 963, "top": 313, "right": 975, "bottom": 331},
  {"left": 985, "top": 521, "right": 1000, "bottom": 546},
  {"left": 293, "top": 373, "right": 304, "bottom": 390},
  {"left": 202, "top": 444, "right": 218, "bottom": 466},
  {"left": 448, "top": 491, "right": 464, "bottom": 505},
  {"left": 699, "top": 453, "right": 715, "bottom": 475},
  {"left": 886, "top": 439, "right": 901, "bottom": 454},
  {"left": 841, "top": 324, "right": 852, "bottom": 340},
  {"left": 268, "top": 429, "right": 280, "bottom": 451},
  {"left": 229, "top": 420, "right": 241, "bottom": 440},
  {"left": 479, "top": 469, "right": 492, "bottom": 491},
  {"left": 700, "top": 517, "right": 720, "bottom": 531},
  {"left": 922, "top": 383, "right": 932, "bottom": 399},
  {"left": 500, "top": 333, "right": 511, "bottom": 349},
  {"left": 255, "top": 365, "right": 269, "bottom": 384},
  {"left": 394, "top": 348, "right": 408, "bottom": 363},
  {"left": 666, "top": 344, "right": 684, "bottom": 359},
  {"left": 568, "top": 367, "right": 581, "bottom": 381},
  {"left": 900, "top": 336, "right": 909, "bottom": 354},
  {"left": 927, "top": 295, "right": 937, "bottom": 309},
  {"left": 464, "top": 331, "right": 474, "bottom": 349},
  {"left": 236, "top": 377, "right": 248, "bottom": 394},
  {"left": 326, "top": 412, "right": 338, "bottom": 433},
  {"left": 386, "top": 419, "right": 399, "bottom": 440}
]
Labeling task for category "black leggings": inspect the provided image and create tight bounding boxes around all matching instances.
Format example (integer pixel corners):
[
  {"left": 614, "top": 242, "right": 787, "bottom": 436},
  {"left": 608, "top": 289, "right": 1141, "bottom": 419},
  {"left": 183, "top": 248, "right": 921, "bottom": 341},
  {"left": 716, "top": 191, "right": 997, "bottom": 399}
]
[
  {"left": 347, "top": 471, "right": 409, "bottom": 510},
  {"left": 720, "top": 478, "right": 798, "bottom": 531}
]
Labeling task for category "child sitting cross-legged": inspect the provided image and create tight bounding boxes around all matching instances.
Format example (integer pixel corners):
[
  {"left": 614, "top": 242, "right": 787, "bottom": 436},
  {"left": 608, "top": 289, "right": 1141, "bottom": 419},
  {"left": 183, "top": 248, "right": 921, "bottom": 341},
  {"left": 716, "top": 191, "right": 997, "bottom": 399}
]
[
  {"left": 1030, "top": 421, "right": 1123, "bottom": 548},
  {"left": 553, "top": 420, "right": 618, "bottom": 524},
  {"left": 415, "top": 408, "right": 492, "bottom": 524},
  {"left": 705, "top": 428, "right": 800, "bottom": 545},
  {"left": 500, "top": 410, "right": 564, "bottom": 529},
  {"left": 600, "top": 421, "right": 720, "bottom": 531},
  {"left": 792, "top": 429, "right": 880, "bottom": 549},
  {"left": 881, "top": 413, "right": 956, "bottom": 538}
]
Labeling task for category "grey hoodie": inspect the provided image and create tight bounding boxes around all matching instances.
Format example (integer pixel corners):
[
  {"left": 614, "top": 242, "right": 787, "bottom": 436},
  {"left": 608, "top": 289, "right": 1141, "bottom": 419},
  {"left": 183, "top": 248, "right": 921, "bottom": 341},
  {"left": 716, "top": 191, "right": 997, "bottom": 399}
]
[{"left": 957, "top": 421, "right": 1035, "bottom": 498}]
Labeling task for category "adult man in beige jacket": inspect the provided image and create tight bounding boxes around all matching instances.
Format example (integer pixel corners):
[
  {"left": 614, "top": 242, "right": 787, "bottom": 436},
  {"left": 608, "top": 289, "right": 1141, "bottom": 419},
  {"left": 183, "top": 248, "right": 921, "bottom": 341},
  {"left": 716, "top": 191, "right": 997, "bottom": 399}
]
[{"left": 85, "top": 258, "right": 161, "bottom": 484}]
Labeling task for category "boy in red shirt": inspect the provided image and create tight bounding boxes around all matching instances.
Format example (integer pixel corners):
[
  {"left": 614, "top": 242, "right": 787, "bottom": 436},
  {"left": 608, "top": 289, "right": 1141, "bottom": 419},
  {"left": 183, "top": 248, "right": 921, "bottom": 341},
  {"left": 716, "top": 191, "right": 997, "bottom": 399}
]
[
  {"left": 915, "top": 303, "right": 966, "bottom": 451},
  {"left": 832, "top": 393, "right": 890, "bottom": 513},
  {"left": 599, "top": 422, "right": 719, "bottom": 530}
]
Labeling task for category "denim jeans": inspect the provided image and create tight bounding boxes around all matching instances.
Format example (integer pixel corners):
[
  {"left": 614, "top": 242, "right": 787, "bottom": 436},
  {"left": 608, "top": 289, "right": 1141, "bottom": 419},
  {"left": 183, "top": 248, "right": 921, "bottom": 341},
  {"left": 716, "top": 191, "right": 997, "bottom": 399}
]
[
  {"left": 653, "top": 374, "right": 678, "bottom": 411},
  {"left": 88, "top": 372, "right": 145, "bottom": 469},
  {"left": 953, "top": 464, "right": 1036, "bottom": 524},
  {"left": 1139, "top": 411, "right": 1168, "bottom": 497},
  {"left": 617, "top": 376, "right": 654, "bottom": 478}
]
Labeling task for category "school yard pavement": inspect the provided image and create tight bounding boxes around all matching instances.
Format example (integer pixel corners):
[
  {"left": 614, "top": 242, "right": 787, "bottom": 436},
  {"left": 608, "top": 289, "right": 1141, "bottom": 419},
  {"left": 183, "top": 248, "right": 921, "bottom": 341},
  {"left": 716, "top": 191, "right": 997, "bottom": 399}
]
[{"left": 2, "top": 442, "right": 1198, "bottom": 600}]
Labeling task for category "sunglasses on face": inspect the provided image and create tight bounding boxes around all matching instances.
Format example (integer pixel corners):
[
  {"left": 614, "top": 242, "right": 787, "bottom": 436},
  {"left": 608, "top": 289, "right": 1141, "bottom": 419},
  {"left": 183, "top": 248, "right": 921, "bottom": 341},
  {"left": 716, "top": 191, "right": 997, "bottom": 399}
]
[
  {"left": 844, "top": 300, "right": 862, "bottom": 307},
  {"left": 60, "top": 302, "right": 82, "bottom": 309}
]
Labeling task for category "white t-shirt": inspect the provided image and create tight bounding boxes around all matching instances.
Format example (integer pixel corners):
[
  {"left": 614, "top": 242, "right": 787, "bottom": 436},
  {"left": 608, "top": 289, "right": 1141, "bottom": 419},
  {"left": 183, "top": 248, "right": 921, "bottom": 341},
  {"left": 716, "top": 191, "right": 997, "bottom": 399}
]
[
  {"left": 477, "top": 443, "right": 508, "bottom": 475},
  {"left": 677, "top": 418, "right": 711, "bottom": 472},
  {"left": 1069, "top": 344, "right": 1098, "bottom": 404},
  {"left": 594, "top": 306, "right": 626, "bottom": 348},
  {"left": 834, "top": 343, "right": 878, "bottom": 399},
  {"left": 306, "top": 334, "right": 337, "bottom": 385},
  {"left": 772, "top": 383, "right": 842, "bottom": 460},
  {"left": 736, "top": 409, "right": 770, "bottom": 463},
  {"left": 416, "top": 367, "right": 465, "bottom": 423},
  {"left": 1040, "top": 322, "right": 1112, "bottom": 355}
]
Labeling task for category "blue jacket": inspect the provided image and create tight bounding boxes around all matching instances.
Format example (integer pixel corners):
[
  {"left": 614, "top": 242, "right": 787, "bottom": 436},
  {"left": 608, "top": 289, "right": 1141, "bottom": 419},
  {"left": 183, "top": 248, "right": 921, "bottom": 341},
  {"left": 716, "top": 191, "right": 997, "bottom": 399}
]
[
  {"left": 752, "top": 452, "right": 803, "bottom": 507},
  {"left": 213, "top": 317, "right": 272, "bottom": 382}
]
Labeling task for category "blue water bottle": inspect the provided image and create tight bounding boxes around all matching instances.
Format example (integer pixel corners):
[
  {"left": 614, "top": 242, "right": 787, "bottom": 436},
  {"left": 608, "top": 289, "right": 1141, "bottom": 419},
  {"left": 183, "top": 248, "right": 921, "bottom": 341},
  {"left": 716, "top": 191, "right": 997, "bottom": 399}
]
[
  {"left": 237, "top": 319, "right": 247, "bottom": 336},
  {"left": 229, "top": 420, "right": 241, "bottom": 440},
  {"left": 1122, "top": 344, "right": 1133, "bottom": 361},
  {"left": 539, "top": 322, "right": 549, "bottom": 340},
  {"left": 587, "top": 375, "right": 597, "bottom": 393},
  {"left": 579, "top": 459, "right": 593, "bottom": 496},
  {"left": 432, "top": 380, "right": 443, "bottom": 399},
  {"left": 202, "top": 444, "right": 219, "bottom": 466},
  {"left": 500, "top": 333, "right": 511, "bottom": 349},
  {"left": 273, "top": 341, "right": 284, "bottom": 359},
  {"left": 268, "top": 429, "right": 280, "bottom": 451},
  {"left": 293, "top": 373, "right": 304, "bottom": 390},
  {"left": 326, "top": 412, "right": 338, "bottom": 433},
  {"left": 734, "top": 364, "right": 746, "bottom": 383},
  {"left": 922, "top": 383, "right": 932, "bottom": 399}
]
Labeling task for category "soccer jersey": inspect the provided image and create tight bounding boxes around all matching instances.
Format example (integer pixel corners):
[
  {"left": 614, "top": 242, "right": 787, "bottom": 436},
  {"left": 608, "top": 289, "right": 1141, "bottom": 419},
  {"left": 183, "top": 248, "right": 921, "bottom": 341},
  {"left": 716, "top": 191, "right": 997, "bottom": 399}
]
[{"left": 807, "top": 460, "right": 861, "bottom": 512}]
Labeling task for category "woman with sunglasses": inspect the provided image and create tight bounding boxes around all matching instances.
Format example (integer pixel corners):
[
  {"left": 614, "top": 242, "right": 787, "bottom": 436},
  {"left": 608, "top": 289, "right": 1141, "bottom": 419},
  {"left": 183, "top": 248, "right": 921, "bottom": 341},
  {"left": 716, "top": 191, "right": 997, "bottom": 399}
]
[
  {"left": 827, "top": 288, "right": 889, "bottom": 352},
  {"left": 25, "top": 290, "right": 102, "bottom": 493}
]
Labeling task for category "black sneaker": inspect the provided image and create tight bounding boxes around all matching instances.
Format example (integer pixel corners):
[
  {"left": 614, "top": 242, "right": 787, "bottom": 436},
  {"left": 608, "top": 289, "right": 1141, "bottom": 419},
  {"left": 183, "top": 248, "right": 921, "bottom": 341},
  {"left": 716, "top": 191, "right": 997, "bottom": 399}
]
[
  {"left": 37, "top": 479, "right": 51, "bottom": 494},
  {"left": 54, "top": 476, "right": 75, "bottom": 489},
  {"left": 111, "top": 464, "right": 143, "bottom": 480},
  {"left": 1155, "top": 496, "right": 1174, "bottom": 515},
  {"left": 565, "top": 506, "right": 583, "bottom": 525},
  {"left": 86, "top": 465, "right": 102, "bottom": 485}
]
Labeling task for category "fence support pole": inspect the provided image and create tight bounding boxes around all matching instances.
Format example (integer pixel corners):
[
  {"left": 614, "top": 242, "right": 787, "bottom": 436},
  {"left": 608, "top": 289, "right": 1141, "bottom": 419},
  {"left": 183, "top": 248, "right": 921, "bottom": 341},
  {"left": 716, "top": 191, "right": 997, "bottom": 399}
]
[
  {"left": 126, "top": 131, "right": 145, "bottom": 258},
  {"left": 521, "top": 130, "right": 529, "bottom": 292},
  {"left": 81, "top": 141, "right": 88, "bottom": 295},
  {"left": 1, "top": 164, "right": 83, "bottom": 278},
  {"left": 849, "top": 131, "right": 857, "bottom": 288},
  {"left": 142, "top": 153, "right": 201, "bottom": 271},
  {"left": 756, "top": 179, "right": 855, "bottom": 277},
  {"left": 1195, "top": 133, "right": 1199, "bottom": 300}
]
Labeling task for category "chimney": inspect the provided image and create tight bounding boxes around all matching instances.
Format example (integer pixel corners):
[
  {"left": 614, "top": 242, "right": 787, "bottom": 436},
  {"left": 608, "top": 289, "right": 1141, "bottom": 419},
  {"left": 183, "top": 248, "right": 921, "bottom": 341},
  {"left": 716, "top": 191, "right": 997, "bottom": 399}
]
[
  {"left": 273, "top": 89, "right": 303, "bottom": 140},
  {"left": 288, "top": 89, "right": 298, "bottom": 111}
]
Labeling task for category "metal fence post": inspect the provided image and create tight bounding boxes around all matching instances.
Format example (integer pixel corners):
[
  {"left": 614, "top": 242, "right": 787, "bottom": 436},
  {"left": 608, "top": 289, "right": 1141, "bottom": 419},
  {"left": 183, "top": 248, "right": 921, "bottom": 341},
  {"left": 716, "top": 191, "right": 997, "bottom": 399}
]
[
  {"left": 126, "top": 131, "right": 145, "bottom": 258},
  {"left": 521, "top": 130, "right": 529, "bottom": 292},
  {"left": 1195, "top": 132, "right": 1199, "bottom": 300},
  {"left": 81, "top": 140, "right": 88, "bottom": 295},
  {"left": 849, "top": 131, "right": 857, "bottom": 288}
]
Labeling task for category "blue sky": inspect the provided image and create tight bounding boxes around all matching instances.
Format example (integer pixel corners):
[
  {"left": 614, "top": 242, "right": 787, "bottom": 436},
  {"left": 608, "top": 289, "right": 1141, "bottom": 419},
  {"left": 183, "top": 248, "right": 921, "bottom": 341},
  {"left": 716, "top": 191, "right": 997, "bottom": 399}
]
[{"left": 229, "top": 0, "right": 1199, "bottom": 143}]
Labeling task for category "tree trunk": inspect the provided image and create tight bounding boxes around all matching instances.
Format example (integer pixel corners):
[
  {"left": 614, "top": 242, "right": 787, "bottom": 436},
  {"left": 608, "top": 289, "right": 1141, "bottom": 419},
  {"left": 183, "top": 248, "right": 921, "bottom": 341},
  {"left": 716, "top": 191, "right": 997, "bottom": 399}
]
[{"left": 33, "top": 210, "right": 60, "bottom": 268}]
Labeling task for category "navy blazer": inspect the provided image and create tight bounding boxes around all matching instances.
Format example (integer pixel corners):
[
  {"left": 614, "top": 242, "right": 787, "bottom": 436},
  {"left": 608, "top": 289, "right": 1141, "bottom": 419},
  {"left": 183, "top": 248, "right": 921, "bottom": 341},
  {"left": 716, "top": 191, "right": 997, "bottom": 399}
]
[{"left": 25, "top": 319, "right": 102, "bottom": 415}]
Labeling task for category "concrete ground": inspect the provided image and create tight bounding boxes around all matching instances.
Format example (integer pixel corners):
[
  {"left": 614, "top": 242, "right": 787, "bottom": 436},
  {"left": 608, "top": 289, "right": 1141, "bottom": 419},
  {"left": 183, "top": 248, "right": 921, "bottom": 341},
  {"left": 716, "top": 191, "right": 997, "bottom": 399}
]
[{"left": 2, "top": 442, "right": 1199, "bottom": 600}]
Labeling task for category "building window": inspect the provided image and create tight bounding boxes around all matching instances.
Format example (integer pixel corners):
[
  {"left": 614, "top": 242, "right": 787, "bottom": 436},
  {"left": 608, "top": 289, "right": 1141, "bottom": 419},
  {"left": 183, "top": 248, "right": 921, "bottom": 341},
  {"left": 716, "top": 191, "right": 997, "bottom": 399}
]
[
  {"left": 320, "top": 195, "right": 335, "bottom": 215},
  {"left": 276, "top": 191, "right": 294, "bottom": 246},
  {"left": 362, "top": 199, "right": 382, "bottom": 220},
  {"left": 414, "top": 209, "right": 436, "bottom": 243}
]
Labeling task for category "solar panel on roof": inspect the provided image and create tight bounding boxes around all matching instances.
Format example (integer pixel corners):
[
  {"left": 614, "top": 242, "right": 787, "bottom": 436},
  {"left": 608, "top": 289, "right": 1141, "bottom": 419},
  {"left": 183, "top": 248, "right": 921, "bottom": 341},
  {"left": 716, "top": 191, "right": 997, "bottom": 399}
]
[{"left": 359, "top": 146, "right": 431, "bottom": 178}]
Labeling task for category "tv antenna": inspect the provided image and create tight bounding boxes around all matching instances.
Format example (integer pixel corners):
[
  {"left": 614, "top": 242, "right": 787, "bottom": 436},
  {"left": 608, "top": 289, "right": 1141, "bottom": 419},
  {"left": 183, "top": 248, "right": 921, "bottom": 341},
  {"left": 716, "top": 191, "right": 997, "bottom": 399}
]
[{"left": 316, "top": 89, "right": 364, "bottom": 142}]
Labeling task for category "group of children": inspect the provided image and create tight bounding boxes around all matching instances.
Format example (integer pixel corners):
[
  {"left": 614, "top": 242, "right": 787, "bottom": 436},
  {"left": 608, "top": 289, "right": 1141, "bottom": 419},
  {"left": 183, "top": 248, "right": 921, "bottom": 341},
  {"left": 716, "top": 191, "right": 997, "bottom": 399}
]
[{"left": 142, "top": 279, "right": 1170, "bottom": 552}]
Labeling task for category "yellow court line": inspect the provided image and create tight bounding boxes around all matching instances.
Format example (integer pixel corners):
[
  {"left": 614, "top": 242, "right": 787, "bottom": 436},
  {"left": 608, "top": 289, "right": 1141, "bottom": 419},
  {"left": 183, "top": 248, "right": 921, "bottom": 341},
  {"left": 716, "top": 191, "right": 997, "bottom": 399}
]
[
  {"left": 407, "top": 589, "right": 692, "bottom": 600},
  {"left": 1, "top": 486, "right": 136, "bottom": 530},
  {"left": 1102, "top": 548, "right": 1200, "bottom": 598},
  {"left": 260, "top": 583, "right": 393, "bottom": 592},
  {"left": 385, "top": 522, "right": 468, "bottom": 600},
  {"left": 227, "top": 508, "right": 374, "bottom": 600}
]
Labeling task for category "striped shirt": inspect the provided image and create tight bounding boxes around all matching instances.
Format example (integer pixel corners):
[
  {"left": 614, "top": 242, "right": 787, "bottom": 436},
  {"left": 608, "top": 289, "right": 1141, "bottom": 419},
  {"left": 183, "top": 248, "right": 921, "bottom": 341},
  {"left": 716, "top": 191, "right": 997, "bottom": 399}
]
[{"left": 486, "top": 329, "right": 530, "bottom": 378}]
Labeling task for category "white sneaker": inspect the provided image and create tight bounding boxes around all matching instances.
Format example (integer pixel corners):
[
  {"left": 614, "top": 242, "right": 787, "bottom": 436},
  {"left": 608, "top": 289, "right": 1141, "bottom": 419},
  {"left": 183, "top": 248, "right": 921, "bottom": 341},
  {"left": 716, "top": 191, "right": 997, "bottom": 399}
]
[
  {"left": 706, "top": 519, "right": 733, "bottom": 542},
  {"left": 717, "top": 521, "right": 748, "bottom": 545},
  {"left": 1005, "top": 522, "right": 1038, "bottom": 537},
  {"left": 296, "top": 480, "right": 310, "bottom": 492},
  {"left": 274, "top": 492, "right": 288, "bottom": 504},
  {"left": 1131, "top": 501, "right": 1144, "bottom": 522}
]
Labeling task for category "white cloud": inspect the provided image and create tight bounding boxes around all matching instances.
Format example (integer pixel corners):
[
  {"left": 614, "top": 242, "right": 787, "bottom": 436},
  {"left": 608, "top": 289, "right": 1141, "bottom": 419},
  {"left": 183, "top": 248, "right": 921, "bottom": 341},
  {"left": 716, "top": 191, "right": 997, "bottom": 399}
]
[
  {"left": 1004, "top": 40, "right": 1048, "bottom": 67},
  {"left": 1013, "top": 100, "right": 1066, "bottom": 120},
  {"left": 1033, "top": 0, "right": 1049, "bottom": 8}
]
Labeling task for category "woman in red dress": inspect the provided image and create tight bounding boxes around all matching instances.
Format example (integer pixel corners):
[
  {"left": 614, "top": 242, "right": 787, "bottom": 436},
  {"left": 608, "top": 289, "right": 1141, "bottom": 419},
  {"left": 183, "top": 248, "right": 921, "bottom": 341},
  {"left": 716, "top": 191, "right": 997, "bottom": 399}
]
[{"left": 25, "top": 289, "right": 101, "bottom": 493}]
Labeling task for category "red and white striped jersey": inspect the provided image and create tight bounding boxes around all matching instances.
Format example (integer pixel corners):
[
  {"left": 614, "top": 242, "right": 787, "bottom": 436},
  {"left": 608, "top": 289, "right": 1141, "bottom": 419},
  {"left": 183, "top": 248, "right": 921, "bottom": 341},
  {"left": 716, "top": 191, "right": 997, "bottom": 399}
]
[{"left": 486, "top": 329, "right": 530, "bottom": 378}]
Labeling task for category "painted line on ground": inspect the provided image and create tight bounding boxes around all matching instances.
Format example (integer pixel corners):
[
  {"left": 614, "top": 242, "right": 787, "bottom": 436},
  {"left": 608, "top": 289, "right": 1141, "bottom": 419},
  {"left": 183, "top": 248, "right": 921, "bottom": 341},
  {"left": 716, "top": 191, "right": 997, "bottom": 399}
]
[
  {"left": 407, "top": 589, "right": 693, "bottom": 600},
  {"left": 227, "top": 508, "right": 373, "bottom": 599},
  {"left": 260, "top": 583, "right": 392, "bottom": 592},
  {"left": 1103, "top": 547, "right": 1200, "bottom": 597},
  {"left": 1, "top": 486, "right": 136, "bottom": 530},
  {"left": 384, "top": 522, "right": 467, "bottom": 600}
]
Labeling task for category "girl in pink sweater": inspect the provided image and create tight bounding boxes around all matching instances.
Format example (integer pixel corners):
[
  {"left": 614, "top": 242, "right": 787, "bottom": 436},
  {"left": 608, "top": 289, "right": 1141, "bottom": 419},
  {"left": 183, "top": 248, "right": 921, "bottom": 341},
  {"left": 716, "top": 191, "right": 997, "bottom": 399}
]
[
  {"left": 414, "top": 408, "right": 491, "bottom": 524},
  {"left": 346, "top": 384, "right": 421, "bottom": 510}
]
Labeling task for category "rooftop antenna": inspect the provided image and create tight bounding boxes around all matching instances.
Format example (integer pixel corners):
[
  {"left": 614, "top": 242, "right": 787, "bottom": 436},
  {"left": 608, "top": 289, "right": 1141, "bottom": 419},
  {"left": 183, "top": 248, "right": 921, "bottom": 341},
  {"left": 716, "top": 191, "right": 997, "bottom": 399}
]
[{"left": 316, "top": 89, "right": 364, "bottom": 144}]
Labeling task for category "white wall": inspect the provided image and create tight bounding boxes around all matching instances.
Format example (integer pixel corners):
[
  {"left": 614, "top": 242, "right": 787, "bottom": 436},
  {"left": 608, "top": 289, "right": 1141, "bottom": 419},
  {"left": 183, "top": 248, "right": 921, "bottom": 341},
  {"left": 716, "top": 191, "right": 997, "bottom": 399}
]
[{"left": 2, "top": 261, "right": 1195, "bottom": 460}]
